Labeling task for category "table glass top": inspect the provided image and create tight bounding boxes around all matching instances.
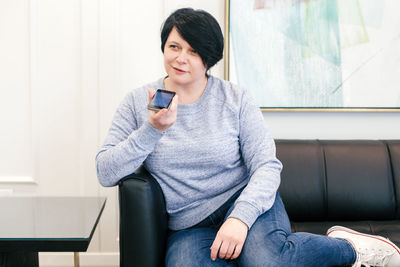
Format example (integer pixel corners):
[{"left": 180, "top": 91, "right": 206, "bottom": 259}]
[{"left": 0, "top": 197, "right": 106, "bottom": 240}]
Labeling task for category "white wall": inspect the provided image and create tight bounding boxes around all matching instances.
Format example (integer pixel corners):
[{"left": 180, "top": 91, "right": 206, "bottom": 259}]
[
  {"left": 0, "top": 0, "right": 399, "bottom": 266},
  {"left": 265, "top": 111, "right": 400, "bottom": 139}
]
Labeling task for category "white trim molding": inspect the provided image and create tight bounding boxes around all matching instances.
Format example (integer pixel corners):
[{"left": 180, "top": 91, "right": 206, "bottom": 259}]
[
  {"left": 39, "top": 252, "right": 119, "bottom": 267},
  {"left": 0, "top": 176, "right": 37, "bottom": 184}
]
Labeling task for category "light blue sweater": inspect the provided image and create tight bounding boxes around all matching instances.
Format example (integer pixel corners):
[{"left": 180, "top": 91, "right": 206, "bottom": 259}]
[{"left": 96, "top": 75, "right": 282, "bottom": 230}]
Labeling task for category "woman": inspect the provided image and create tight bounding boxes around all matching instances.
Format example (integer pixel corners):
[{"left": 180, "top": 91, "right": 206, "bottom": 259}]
[{"left": 96, "top": 8, "right": 400, "bottom": 267}]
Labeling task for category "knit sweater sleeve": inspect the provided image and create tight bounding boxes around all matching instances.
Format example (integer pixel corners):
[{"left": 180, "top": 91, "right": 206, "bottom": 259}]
[
  {"left": 95, "top": 91, "right": 163, "bottom": 187},
  {"left": 227, "top": 90, "right": 282, "bottom": 229}
]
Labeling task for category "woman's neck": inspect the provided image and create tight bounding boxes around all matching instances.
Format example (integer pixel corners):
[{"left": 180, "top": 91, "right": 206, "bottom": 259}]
[{"left": 164, "top": 76, "right": 208, "bottom": 105}]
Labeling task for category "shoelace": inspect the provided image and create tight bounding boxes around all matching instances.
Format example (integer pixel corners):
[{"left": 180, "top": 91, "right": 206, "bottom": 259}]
[{"left": 353, "top": 248, "right": 394, "bottom": 267}]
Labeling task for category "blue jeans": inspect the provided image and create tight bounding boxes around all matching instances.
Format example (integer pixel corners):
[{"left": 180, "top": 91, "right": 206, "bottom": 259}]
[{"left": 166, "top": 191, "right": 356, "bottom": 267}]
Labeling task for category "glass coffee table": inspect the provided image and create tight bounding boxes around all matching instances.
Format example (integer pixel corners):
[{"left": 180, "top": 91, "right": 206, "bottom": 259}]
[{"left": 0, "top": 196, "right": 106, "bottom": 267}]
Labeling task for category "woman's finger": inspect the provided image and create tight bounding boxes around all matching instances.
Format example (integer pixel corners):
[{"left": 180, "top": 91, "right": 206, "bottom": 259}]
[
  {"left": 231, "top": 243, "right": 243, "bottom": 259},
  {"left": 224, "top": 242, "right": 236, "bottom": 259},
  {"left": 210, "top": 235, "right": 222, "bottom": 261},
  {"left": 218, "top": 241, "right": 229, "bottom": 259}
]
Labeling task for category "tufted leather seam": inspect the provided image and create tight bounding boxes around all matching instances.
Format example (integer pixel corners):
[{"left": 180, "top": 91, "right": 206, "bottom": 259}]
[
  {"left": 319, "top": 139, "right": 329, "bottom": 221},
  {"left": 383, "top": 140, "right": 399, "bottom": 219},
  {"left": 367, "top": 221, "right": 374, "bottom": 235}
]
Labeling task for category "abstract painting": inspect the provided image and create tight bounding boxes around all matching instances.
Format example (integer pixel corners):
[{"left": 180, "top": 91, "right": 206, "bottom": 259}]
[{"left": 227, "top": 0, "right": 400, "bottom": 110}]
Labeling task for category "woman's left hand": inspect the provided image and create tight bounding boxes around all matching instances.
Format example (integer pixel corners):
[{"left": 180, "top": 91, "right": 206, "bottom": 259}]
[{"left": 210, "top": 217, "right": 248, "bottom": 261}]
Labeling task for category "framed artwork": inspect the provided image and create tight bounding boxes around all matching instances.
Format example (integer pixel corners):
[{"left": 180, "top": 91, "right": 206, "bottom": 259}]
[{"left": 224, "top": 0, "right": 400, "bottom": 111}]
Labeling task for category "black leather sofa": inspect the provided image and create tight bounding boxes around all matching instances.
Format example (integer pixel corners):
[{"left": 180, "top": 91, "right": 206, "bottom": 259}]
[{"left": 118, "top": 139, "right": 400, "bottom": 267}]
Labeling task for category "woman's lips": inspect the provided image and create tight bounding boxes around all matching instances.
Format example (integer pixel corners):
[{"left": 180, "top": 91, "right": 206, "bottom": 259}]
[{"left": 173, "top": 67, "right": 187, "bottom": 74}]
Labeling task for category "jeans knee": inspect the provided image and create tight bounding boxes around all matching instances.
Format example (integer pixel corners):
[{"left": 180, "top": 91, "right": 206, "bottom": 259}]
[
  {"left": 166, "top": 248, "right": 206, "bottom": 267},
  {"left": 166, "top": 252, "right": 232, "bottom": 267},
  {"left": 166, "top": 238, "right": 226, "bottom": 267},
  {"left": 238, "top": 242, "right": 281, "bottom": 267}
]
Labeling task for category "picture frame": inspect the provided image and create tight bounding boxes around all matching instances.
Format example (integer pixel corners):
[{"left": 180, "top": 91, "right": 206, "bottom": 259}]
[{"left": 224, "top": 0, "right": 400, "bottom": 111}]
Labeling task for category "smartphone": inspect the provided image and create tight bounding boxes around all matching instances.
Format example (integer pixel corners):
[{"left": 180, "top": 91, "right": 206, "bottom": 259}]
[{"left": 147, "top": 89, "right": 176, "bottom": 111}]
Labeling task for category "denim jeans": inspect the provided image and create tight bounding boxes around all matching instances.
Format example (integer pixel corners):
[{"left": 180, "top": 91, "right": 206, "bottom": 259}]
[{"left": 166, "top": 191, "right": 356, "bottom": 267}]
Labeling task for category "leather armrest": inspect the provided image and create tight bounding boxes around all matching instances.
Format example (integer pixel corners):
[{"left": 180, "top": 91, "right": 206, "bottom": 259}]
[{"left": 118, "top": 166, "right": 168, "bottom": 267}]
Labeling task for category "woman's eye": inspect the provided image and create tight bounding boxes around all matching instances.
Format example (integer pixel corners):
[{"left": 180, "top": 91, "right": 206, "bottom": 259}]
[
  {"left": 169, "top": 45, "right": 178, "bottom": 50},
  {"left": 191, "top": 50, "right": 198, "bottom": 55}
]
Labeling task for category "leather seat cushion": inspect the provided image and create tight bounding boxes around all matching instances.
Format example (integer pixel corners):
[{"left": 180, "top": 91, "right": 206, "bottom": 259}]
[{"left": 291, "top": 220, "right": 400, "bottom": 247}]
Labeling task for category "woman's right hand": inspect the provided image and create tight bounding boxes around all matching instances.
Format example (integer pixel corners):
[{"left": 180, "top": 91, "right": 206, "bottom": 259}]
[{"left": 148, "top": 88, "right": 178, "bottom": 132}]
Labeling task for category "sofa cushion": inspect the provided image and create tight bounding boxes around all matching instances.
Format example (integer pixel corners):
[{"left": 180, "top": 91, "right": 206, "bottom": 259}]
[
  {"left": 386, "top": 140, "right": 400, "bottom": 219},
  {"left": 277, "top": 140, "right": 397, "bottom": 222},
  {"left": 276, "top": 140, "right": 326, "bottom": 221},
  {"left": 322, "top": 140, "right": 395, "bottom": 221},
  {"left": 291, "top": 220, "right": 400, "bottom": 247}
]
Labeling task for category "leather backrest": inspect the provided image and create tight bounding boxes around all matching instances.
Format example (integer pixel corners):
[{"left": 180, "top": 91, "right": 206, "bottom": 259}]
[
  {"left": 322, "top": 140, "right": 395, "bottom": 220},
  {"left": 276, "top": 140, "right": 397, "bottom": 222},
  {"left": 276, "top": 140, "right": 326, "bottom": 221},
  {"left": 386, "top": 140, "right": 400, "bottom": 218}
]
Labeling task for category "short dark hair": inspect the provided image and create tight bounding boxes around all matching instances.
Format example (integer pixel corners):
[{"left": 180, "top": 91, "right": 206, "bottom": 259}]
[{"left": 161, "top": 8, "right": 224, "bottom": 70}]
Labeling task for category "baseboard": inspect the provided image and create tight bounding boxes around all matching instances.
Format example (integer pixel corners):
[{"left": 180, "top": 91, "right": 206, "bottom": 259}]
[{"left": 39, "top": 252, "right": 119, "bottom": 267}]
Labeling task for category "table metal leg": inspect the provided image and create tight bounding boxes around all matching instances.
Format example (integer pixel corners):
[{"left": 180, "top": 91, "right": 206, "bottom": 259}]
[{"left": 74, "top": 252, "right": 80, "bottom": 267}]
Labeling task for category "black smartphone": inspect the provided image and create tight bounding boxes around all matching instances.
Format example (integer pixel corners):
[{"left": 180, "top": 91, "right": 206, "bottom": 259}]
[{"left": 147, "top": 89, "right": 176, "bottom": 111}]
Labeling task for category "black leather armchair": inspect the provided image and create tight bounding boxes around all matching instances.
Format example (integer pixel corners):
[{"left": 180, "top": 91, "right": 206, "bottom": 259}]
[
  {"left": 118, "top": 139, "right": 400, "bottom": 267},
  {"left": 118, "top": 166, "right": 167, "bottom": 267}
]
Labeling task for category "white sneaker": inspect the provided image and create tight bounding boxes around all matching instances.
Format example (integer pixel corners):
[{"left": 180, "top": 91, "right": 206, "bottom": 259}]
[{"left": 327, "top": 226, "right": 400, "bottom": 267}]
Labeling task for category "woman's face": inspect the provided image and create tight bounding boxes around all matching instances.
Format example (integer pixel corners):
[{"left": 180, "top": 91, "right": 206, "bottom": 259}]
[{"left": 163, "top": 27, "right": 207, "bottom": 88}]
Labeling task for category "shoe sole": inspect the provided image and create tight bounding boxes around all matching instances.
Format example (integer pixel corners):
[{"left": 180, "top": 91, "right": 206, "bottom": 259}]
[{"left": 327, "top": 226, "right": 400, "bottom": 255}]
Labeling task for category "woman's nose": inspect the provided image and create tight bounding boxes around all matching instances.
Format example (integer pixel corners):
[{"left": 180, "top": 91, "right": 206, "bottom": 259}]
[{"left": 176, "top": 51, "right": 188, "bottom": 64}]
